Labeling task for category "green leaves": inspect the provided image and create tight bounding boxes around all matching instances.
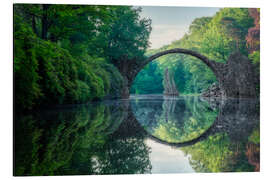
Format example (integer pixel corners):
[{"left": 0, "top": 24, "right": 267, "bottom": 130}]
[
  {"left": 200, "top": 24, "right": 234, "bottom": 61},
  {"left": 14, "top": 4, "right": 139, "bottom": 110},
  {"left": 131, "top": 61, "right": 163, "bottom": 94},
  {"left": 133, "top": 8, "right": 255, "bottom": 95},
  {"left": 104, "top": 6, "right": 152, "bottom": 62},
  {"left": 14, "top": 15, "right": 43, "bottom": 110}
]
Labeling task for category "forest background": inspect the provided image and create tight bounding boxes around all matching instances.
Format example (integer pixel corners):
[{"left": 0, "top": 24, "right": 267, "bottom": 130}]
[{"left": 14, "top": 5, "right": 260, "bottom": 111}]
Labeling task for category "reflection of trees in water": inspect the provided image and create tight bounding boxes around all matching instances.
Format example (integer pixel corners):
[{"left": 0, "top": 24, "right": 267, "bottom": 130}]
[
  {"left": 182, "top": 132, "right": 241, "bottom": 172},
  {"left": 162, "top": 96, "right": 185, "bottom": 123},
  {"left": 90, "top": 137, "right": 151, "bottom": 174},
  {"left": 15, "top": 96, "right": 260, "bottom": 175},
  {"left": 181, "top": 98, "right": 260, "bottom": 172},
  {"left": 131, "top": 96, "right": 260, "bottom": 172},
  {"left": 246, "top": 142, "right": 260, "bottom": 171},
  {"left": 14, "top": 101, "right": 151, "bottom": 176},
  {"left": 131, "top": 96, "right": 217, "bottom": 143}
]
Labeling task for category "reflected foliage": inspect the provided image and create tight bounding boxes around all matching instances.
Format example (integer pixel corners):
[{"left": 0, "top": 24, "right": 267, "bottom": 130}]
[
  {"left": 14, "top": 101, "right": 151, "bottom": 176},
  {"left": 181, "top": 98, "right": 260, "bottom": 172},
  {"left": 130, "top": 95, "right": 260, "bottom": 173},
  {"left": 90, "top": 137, "right": 151, "bottom": 174},
  {"left": 15, "top": 96, "right": 260, "bottom": 175},
  {"left": 131, "top": 95, "right": 217, "bottom": 143}
]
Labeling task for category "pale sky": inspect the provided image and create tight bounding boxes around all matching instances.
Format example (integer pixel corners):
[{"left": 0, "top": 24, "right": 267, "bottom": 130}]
[{"left": 138, "top": 6, "right": 220, "bottom": 49}]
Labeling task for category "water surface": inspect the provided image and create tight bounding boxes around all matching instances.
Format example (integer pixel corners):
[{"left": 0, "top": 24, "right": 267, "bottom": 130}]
[{"left": 14, "top": 95, "right": 260, "bottom": 175}]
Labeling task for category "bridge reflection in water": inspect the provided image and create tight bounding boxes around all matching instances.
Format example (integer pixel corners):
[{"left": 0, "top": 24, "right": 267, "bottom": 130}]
[
  {"left": 130, "top": 95, "right": 259, "bottom": 148},
  {"left": 14, "top": 95, "right": 259, "bottom": 175}
]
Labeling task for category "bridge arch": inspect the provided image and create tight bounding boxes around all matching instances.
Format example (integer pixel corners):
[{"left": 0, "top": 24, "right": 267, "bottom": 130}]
[
  {"left": 118, "top": 49, "right": 257, "bottom": 99},
  {"left": 122, "top": 48, "right": 225, "bottom": 98},
  {"left": 143, "top": 48, "right": 223, "bottom": 77}
]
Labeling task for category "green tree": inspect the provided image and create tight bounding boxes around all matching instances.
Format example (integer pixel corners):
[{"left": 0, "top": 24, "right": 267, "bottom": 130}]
[
  {"left": 131, "top": 61, "right": 163, "bottom": 94},
  {"left": 132, "top": 8, "right": 255, "bottom": 95},
  {"left": 104, "top": 6, "right": 152, "bottom": 64},
  {"left": 14, "top": 4, "right": 152, "bottom": 110}
]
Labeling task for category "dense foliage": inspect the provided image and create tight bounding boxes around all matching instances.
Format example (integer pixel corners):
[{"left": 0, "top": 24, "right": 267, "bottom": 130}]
[
  {"left": 14, "top": 4, "right": 151, "bottom": 110},
  {"left": 132, "top": 8, "right": 259, "bottom": 95},
  {"left": 130, "top": 61, "right": 163, "bottom": 94}
]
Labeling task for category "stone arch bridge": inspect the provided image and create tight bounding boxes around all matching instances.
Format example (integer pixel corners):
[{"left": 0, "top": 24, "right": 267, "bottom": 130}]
[{"left": 115, "top": 48, "right": 257, "bottom": 99}]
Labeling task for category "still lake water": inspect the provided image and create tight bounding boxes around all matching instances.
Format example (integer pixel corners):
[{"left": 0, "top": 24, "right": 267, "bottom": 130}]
[{"left": 14, "top": 95, "right": 260, "bottom": 175}]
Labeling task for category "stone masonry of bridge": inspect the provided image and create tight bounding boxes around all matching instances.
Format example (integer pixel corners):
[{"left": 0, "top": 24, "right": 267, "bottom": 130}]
[{"left": 115, "top": 48, "right": 257, "bottom": 99}]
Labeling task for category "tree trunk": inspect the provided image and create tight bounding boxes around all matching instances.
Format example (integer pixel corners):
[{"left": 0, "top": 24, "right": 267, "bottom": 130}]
[
  {"left": 41, "top": 4, "right": 50, "bottom": 40},
  {"left": 32, "top": 16, "right": 37, "bottom": 36}
]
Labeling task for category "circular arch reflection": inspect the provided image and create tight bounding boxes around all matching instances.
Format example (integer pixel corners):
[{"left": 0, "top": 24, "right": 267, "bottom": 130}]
[{"left": 130, "top": 95, "right": 218, "bottom": 147}]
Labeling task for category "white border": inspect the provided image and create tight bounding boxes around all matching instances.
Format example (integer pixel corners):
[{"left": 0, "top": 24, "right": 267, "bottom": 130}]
[
  {"left": 1, "top": 0, "right": 270, "bottom": 180},
  {"left": 12, "top": 0, "right": 261, "bottom": 8}
]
